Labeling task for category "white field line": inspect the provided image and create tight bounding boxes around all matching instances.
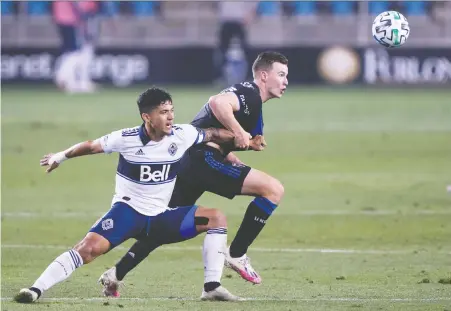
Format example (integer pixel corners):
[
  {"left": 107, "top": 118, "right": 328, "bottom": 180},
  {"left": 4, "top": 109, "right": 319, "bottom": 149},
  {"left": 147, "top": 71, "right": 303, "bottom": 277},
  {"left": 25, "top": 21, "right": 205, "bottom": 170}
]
[
  {"left": 1, "top": 297, "right": 451, "bottom": 303},
  {"left": 3, "top": 210, "right": 451, "bottom": 218},
  {"left": 2, "top": 244, "right": 451, "bottom": 255}
]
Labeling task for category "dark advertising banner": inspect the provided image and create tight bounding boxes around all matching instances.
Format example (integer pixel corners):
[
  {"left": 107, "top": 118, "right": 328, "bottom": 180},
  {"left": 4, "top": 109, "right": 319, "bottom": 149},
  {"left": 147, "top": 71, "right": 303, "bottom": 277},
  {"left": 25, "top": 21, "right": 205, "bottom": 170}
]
[
  {"left": 1, "top": 48, "right": 149, "bottom": 86},
  {"left": 2, "top": 46, "right": 450, "bottom": 86},
  {"left": 362, "top": 47, "right": 451, "bottom": 84},
  {"left": 301, "top": 46, "right": 451, "bottom": 85},
  {"left": 1, "top": 47, "right": 214, "bottom": 86}
]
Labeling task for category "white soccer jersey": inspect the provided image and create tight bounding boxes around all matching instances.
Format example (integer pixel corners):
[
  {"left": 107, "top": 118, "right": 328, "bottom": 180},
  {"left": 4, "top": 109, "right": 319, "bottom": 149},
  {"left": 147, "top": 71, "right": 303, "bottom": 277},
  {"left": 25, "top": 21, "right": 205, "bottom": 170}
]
[{"left": 96, "top": 124, "right": 205, "bottom": 216}]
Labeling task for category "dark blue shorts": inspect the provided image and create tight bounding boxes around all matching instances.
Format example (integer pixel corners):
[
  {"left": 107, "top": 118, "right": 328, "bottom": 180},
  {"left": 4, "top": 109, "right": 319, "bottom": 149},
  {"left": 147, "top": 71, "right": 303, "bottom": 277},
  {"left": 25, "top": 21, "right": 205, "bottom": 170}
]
[
  {"left": 89, "top": 202, "right": 199, "bottom": 249},
  {"left": 168, "top": 144, "right": 252, "bottom": 207}
]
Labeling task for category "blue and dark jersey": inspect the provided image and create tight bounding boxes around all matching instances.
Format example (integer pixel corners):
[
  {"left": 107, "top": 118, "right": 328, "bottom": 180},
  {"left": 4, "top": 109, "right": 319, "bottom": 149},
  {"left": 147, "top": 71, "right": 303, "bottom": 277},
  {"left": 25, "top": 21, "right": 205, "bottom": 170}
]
[{"left": 191, "top": 81, "right": 263, "bottom": 153}]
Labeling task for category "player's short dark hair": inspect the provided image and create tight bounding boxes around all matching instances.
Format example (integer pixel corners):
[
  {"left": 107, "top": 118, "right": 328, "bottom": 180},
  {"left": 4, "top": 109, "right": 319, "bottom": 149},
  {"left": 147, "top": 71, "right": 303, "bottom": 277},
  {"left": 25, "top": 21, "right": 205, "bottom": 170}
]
[
  {"left": 137, "top": 87, "right": 172, "bottom": 115},
  {"left": 252, "top": 51, "right": 288, "bottom": 74}
]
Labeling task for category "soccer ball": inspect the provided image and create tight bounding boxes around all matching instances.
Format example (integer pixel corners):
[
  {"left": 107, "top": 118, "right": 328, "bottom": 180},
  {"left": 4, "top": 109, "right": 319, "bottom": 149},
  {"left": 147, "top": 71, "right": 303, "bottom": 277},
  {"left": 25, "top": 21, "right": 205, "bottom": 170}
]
[{"left": 372, "top": 11, "right": 410, "bottom": 48}]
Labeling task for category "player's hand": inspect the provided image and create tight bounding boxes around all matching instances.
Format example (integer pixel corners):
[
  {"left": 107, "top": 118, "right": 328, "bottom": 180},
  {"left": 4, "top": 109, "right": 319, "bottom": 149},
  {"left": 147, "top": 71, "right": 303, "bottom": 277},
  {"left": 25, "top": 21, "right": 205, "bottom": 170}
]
[
  {"left": 258, "top": 135, "right": 267, "bottom": 148},
  {"left": 234, "top": 130, "right": 252, "bottom": 150},
  {"left": 249, "top": 135, "right": 267, "bottom": 151},
  {"left": 40, "top": 153, "right": 60, "bottom": 173}
]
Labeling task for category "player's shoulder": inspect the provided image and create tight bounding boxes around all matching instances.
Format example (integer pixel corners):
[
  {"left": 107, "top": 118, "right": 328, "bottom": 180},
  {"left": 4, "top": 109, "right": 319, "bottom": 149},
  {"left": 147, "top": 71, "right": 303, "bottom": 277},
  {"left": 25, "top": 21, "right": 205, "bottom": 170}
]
[
  {"left": 105, "top": 125, "right": 141, "bottom": 145},
  {"left": 219, "top": 81, "right": 260, "bottom": 101},
  {"left": 120, "top": 126, "right": 141, "bottom": 137},
  {"left": 170, "top": 124, "right": 203, "bottom": 147},
  {"left": 238, "top": 81, "right": 259, "bottom": 91},
  {"left": 229, "top": 81, "right": 259, "bottom": 94},
  {"left": 171, "top": 123, "right": 201, "bottom": 139},
  {"left": 171, "top": 123, "right": 195, "bottom": 134}
]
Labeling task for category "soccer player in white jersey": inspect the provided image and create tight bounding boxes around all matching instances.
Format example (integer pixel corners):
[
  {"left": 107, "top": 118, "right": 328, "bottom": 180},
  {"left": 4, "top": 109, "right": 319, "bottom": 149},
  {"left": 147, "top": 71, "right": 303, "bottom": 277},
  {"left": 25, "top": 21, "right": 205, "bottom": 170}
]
[
  {"left": 101, "top": 52, "right": 287, "bottom": 292},
  {"left": 14, "top": 87, "right": 244, "bottom": 303}
]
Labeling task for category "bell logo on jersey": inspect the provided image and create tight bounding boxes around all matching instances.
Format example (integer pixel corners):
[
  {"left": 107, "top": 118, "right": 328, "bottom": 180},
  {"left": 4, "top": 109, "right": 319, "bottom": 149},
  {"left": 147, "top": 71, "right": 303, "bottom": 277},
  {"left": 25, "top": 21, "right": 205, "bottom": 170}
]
[
  {"left": 140, "top": 164, "right": 171, "bottom": 182},
  {"left": 117, "top": 155, "right": 179, "bottom": 185}
]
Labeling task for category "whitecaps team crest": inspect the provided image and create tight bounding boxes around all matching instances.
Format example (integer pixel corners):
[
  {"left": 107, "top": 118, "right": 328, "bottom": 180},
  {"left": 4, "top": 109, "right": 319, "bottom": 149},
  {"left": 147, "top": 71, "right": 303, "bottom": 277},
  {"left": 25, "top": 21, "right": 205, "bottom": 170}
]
[
  {"left": 168, "top": 143, "right": 178, "bottom": 156},
  {"left": 102, "top": 219, "right": 114, "bottom": 231}
]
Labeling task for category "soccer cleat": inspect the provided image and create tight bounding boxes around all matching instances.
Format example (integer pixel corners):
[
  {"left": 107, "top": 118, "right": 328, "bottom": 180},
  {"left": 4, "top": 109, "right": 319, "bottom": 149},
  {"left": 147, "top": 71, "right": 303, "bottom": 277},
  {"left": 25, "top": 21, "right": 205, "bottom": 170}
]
[
  {"left": 200, "top": 286, "right": 241, "bottom": 301},
  {"left": 224, "top": 248, "right": 262, "bottom": 284},
  {"left": 98, "top": 267, "right": 122, "bottom": 297},
  {"left": 14, "top": 288, "right": 39, "bottom": 303}
]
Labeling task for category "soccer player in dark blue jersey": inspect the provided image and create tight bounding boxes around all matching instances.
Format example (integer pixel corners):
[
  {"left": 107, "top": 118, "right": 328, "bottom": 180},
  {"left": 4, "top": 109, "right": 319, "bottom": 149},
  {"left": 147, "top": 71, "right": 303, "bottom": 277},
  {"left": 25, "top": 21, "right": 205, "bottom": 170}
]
[{"left": 100, "top": 52, "right": 288, "bottom": 296}]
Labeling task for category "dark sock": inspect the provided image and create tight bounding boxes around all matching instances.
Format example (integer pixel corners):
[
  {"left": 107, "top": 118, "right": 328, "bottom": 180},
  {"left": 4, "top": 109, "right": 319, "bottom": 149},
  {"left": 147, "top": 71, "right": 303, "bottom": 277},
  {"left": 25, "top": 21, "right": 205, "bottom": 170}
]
[
  {"left": 229, "top": 197, "right": 277, "bottom": 258},
  {"left": 115, "top": 238, "right": 161, "bottom": 281},
  {"left": 30, "top": 287, "right": 41, "bottom": 298},
  {"left": 204, "top": 281, "right": 221, "bottom": 292}
]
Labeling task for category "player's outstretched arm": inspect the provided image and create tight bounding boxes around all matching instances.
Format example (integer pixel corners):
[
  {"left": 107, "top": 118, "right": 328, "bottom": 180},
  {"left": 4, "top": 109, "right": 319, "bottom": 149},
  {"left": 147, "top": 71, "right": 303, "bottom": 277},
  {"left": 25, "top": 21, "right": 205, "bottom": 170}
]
[
  {"left": 202, "top": 128, "right": 236, "bottom": 145},
  {"left": 40, "top": 140, "right": 104, "bottom": 173},
  {"left": 208, "top": 93, "right": 251, "bottom": 149}
]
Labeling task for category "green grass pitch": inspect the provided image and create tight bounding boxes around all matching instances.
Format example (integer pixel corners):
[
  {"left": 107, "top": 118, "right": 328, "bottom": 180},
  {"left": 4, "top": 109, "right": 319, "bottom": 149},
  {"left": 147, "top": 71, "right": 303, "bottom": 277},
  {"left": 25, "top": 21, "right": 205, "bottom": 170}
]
[{"left": 2, "top": 85, "right": 451, "bottom": 310}]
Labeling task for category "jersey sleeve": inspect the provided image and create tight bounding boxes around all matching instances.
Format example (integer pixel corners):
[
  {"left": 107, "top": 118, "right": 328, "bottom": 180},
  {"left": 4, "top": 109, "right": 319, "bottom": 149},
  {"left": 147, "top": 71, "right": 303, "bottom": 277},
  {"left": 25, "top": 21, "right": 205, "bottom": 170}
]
[
  {"left": 95, "top": 130, "right": 125, "bottom": 154},
  {"left": 176, "top": 124, "right": 205, "bottom": 147}
]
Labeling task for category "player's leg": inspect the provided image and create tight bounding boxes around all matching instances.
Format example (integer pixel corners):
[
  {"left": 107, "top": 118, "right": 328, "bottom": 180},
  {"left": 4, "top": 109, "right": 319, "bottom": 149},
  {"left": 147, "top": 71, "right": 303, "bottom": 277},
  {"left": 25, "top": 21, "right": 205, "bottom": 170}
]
[
  {"left": 176, "top": 146, "right": 284, "bottom": 284},
  {"left": 225, "top": 168, "right": 284, "bottom": 284},
  {"left": 13, "top": 232, "right": 100, "bottom": 303},
  {"left": 15, "top": 202, "right": 147, "bottom": 303},
  {"left": 109, "top": 236, "right": 160, "bottom": 284},
  {"left": 78, "top": 17, "right": 99, "bottom": 92},
  {"left": 55, "top": 25, "right": 78, "bottom": 91},
  {"left": 78, "top": 42, "right": 95, "bottom": 92},
  {"left": 153, "top": 205, "right": 239, "bottom": 301},
  {"left": 153, "top": 145, "right": 265, "bottom": 284},
  {"left": 193, "top": 207, "right": 228, "bottom": 295},
  {"left": 217, "top": 21, "right": 233, "bottom": 82},
  {"left": 100, "top": 204, "right": 239, "bottom": 301},
  {"left": 236, "top": 21, "right": 249, "bottom": 77},
  {"left": 110, "top": 177, "right": 204, "bottom": 285},
  {"left": 231, "top": 168, "right": 284, "bottom": 255},
  {"left": 14, "top": 233, "right": 109, "bottom": 303}
]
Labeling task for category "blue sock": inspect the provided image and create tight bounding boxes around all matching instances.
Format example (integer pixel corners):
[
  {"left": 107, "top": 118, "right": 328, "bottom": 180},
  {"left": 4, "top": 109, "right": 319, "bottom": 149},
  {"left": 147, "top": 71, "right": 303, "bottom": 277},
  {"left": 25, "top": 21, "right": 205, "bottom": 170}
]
[{"left": 229, "top": 197, "right": 277, "bottom": 258}]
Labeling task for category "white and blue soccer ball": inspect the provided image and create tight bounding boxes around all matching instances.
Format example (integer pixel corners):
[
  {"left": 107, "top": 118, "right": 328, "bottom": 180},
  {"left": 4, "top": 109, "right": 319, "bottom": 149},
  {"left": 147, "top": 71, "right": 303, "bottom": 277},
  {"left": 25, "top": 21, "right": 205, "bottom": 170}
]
[{"left": 372, "top": 11, "right": 410, "bottom": 48}]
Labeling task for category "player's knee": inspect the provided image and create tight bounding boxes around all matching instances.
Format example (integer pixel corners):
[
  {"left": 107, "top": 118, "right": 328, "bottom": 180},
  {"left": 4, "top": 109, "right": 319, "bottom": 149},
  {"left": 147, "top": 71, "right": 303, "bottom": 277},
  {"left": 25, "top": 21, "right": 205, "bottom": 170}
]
[
  {"left": 74, "top": 241, "right": 94, "bottom": 264},
  {"left": 208, "top": 209, "right": 227, "bottom": 228},
  {"left": 272, "top": 179, "right": 285, "bottom": 203},
  {"left": 74, "top": 236, "right": 107, "bottom": 264},
  {"left": 262, "top": 178, "right": 284, "bottom": 205}
]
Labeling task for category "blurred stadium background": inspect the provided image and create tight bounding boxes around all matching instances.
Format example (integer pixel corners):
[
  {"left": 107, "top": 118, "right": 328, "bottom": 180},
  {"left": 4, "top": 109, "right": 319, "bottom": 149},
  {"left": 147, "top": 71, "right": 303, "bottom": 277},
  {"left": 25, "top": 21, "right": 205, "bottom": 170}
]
[{"left": 2, "top": 1, "right": 451, "bottom": 310}]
